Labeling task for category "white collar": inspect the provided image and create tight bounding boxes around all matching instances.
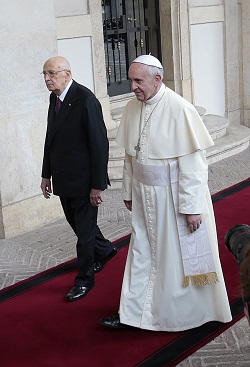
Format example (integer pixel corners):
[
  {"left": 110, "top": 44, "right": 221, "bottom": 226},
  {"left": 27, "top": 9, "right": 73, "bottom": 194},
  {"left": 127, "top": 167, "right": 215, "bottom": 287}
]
[
  {"left": 58, "top": 79, "right": 73, "bottom": 102},
  {"left": 145, "top": 83, "right": 166, "bottom": 106}
]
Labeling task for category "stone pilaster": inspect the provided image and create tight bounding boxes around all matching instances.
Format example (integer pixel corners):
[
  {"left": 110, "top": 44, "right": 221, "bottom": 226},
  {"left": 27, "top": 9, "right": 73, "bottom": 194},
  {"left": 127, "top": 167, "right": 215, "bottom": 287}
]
[
  {"left": 159, "top": 0, "right": 194, "bottom": 103},
  {"left": 224, "top": 0, "right": 241, "bottom": 125},
  {"left": 239, "top": 0, "right": 250, "bottom": 128},
  {"left": 88, "top": 0, "right": 116, "bottom": 130}
]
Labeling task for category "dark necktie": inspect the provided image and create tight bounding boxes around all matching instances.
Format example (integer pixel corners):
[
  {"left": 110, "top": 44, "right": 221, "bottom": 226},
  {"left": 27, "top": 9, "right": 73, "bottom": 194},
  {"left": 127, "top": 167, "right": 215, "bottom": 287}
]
[{"left": 55, "top": 97, "right": 62, "bottom": 113}]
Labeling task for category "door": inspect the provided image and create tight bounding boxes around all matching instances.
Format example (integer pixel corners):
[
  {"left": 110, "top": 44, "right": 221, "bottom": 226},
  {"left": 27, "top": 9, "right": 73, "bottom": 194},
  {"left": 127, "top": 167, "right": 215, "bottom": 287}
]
[{"left": 102, "top": 0, "right": 161, "bottom": 96}]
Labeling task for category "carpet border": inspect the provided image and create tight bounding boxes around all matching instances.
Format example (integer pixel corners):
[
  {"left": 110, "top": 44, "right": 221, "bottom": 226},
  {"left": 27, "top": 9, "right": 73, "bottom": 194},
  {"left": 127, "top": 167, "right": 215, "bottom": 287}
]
[
  {"left": 133, "top": 298, "right": 244, "bottom": 367},
  {"left": 211, "top": 177, "right": 250, "bottom": 203},
  {"left": 0, "top": 234, "right": 130, "bottom": 303}
]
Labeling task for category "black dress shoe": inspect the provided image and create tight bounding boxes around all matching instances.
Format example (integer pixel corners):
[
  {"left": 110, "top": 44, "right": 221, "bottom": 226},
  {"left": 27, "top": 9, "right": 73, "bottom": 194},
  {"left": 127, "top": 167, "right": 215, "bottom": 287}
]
[
  {"left": 65, "top": 285, "right": 94, "bottom": 302},
  {"left": 99, "top": 314, "right": 129, "bottom": 329},
  {"left": 94, "top": 247, "right": 118, "bottom": 273}
]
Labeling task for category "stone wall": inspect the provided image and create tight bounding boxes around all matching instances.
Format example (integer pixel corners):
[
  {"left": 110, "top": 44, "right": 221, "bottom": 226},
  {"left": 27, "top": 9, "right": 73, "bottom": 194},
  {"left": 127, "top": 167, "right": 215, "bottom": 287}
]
[{"left": 0, "top": 0, "right": 62, "bottom": 238}]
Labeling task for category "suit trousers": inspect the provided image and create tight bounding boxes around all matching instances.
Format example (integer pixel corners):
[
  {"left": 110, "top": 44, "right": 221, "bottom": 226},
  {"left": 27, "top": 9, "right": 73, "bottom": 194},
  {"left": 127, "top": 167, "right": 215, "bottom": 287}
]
[{"left": 60, "top": 196, "right": 112, "bottom": 287}]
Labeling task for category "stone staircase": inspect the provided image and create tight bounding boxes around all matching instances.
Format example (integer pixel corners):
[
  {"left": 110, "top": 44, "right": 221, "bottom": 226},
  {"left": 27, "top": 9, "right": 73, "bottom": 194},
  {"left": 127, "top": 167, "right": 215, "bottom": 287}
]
[{"left": 108, "top": 107, "right": 250, "bottom": 189}]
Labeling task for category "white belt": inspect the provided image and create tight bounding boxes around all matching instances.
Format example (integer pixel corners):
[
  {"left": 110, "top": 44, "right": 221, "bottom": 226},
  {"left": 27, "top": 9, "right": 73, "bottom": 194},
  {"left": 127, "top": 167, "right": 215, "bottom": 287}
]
[{"left": 132, "top": 159, "right": 178, "bottom": 186}]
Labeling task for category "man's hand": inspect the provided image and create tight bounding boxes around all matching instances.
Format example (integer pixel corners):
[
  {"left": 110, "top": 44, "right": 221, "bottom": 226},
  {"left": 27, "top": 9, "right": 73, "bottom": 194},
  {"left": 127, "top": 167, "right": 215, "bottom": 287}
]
[
  {"left": 90, "top": 188, "right": 103, "bottom": 207},
  {"left": 41, "top": 178, "right": 52, "bottom": 199},
  {"left": 185, "top": 214, "right": 202, "bottom": 233},
  {"left": 124, "top": 200, "right": 132, "bottom": 211}
]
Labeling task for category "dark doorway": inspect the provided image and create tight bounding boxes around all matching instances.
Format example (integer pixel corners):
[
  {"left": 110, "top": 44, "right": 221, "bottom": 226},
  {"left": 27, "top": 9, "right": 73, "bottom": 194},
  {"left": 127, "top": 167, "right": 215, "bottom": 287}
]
[{"left": 102, "top": 0, "right": 161, "bottom": 96}]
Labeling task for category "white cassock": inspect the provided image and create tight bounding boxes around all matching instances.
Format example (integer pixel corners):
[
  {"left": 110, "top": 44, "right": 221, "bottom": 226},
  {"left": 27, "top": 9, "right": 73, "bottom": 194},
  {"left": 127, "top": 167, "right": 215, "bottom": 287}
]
[{"left": 115, "top": 84, "right": 232, "bottom": 331}]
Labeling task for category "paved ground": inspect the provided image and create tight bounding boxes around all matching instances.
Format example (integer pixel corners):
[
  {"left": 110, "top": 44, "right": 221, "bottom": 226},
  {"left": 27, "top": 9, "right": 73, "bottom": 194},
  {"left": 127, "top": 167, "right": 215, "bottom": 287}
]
[{"left": 1, "top": 145, "right": 250, "bottom": 366}]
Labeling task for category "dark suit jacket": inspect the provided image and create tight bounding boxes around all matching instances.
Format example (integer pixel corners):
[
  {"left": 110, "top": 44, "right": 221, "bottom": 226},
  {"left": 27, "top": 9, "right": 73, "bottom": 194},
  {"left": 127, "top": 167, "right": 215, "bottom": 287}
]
[{"left": 42, "top": 80, "right": 109, "bottom": 197}]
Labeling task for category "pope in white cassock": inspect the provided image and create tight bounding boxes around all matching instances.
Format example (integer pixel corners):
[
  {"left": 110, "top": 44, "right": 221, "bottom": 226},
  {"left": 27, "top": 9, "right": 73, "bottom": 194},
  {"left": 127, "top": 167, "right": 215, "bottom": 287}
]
[{"left": 100, "top": 55, "right": 232, "bottom": 331}]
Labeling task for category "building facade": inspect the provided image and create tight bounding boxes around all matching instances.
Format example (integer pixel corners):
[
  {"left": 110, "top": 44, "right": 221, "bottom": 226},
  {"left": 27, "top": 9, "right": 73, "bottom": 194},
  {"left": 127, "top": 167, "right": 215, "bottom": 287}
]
[{"left": 0, "top": 0, "right": 249, "bottom": 238}]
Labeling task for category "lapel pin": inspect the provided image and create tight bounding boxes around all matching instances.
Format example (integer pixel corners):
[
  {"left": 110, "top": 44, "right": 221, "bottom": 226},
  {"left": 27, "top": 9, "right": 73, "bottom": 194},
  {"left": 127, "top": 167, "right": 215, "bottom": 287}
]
[{"left": 69, "top": 103, "right": 71, "bottom": 106}]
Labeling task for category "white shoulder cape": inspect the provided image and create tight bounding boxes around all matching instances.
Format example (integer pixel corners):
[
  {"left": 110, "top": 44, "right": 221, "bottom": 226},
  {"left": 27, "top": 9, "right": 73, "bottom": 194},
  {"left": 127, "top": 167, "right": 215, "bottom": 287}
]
[{"left": 115, "top": 84, "right": 214, "bottom": 159}]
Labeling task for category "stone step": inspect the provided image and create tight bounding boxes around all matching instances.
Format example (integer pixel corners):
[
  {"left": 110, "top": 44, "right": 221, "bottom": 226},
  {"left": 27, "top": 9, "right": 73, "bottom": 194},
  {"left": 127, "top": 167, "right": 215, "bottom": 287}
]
[
  {"left": 108, "top": 144, "right": 125, "bottom": 161},
  {"left": 108, "top": 113, "right": 229, "bottom": 141},
  {"left": 107, "top": 127, "right": 118, "bottom": 140},
  {"left": 203, "top": 114, "right": 229, "bottom": 140},
  {"left": 108, "top": 128, "right": 121, "bottom": 149},
  {"left": 108, "top": 113, "right": 230, "bottom": 158},
  {"left": 206, "top": 124, "right": 250, "bottom": 164},
  {"left": 111, "top": 107, "right": 124, "bottom": 125},
  {"left": 107, "top": 110, "right": 250, "bottom": 189}
]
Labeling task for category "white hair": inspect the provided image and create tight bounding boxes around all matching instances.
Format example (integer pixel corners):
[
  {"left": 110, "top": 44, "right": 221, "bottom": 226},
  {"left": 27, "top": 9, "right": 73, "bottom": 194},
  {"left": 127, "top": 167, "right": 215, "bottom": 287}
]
[{"left": 146, "top": 65, "right": 164, "bottom": 79}]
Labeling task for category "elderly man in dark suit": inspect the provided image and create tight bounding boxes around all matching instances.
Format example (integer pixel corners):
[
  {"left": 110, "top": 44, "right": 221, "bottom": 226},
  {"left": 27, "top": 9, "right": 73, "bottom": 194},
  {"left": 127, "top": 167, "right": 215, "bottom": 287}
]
[{"left": 41, "top": 56, "right": 117, "bottom": 302}]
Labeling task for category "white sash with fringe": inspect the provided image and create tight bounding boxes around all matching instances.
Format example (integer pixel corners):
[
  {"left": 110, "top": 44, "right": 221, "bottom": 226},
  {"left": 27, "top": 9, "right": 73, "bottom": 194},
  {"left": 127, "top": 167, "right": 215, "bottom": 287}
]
[{"left": 133, "top": 159, "right": 218, "bottom": 287}]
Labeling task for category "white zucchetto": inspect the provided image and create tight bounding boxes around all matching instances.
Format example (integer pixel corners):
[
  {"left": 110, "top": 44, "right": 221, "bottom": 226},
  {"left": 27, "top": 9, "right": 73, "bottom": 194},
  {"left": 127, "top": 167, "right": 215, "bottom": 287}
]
[{"left": 132, "top": 54, "right": 163, "bottom": 69}]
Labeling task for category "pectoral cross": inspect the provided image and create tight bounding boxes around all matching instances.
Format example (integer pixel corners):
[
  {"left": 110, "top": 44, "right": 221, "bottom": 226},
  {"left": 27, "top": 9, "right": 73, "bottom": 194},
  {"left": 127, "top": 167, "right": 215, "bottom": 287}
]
[{"left": 134, "top": 143, "right": 140, "bottom": 159}]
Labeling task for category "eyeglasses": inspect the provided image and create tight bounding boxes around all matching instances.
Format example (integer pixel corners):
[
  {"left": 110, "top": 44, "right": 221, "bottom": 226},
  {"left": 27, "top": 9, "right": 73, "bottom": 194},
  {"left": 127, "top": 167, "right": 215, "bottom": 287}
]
[{"left": 41, "top": 70, "right": 67, "bottom": 77}]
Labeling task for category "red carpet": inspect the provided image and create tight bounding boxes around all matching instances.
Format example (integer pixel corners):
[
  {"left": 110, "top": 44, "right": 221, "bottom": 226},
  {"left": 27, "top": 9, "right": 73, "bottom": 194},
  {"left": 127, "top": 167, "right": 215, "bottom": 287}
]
[{"left": 0, "top": 178, "right": 249, "bottom": 367}]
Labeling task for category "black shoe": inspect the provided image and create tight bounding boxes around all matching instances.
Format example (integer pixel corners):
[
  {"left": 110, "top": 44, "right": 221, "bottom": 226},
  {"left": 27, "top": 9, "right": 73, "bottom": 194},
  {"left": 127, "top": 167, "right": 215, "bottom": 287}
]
[
  {"left": 65, "top": 285, "right": 94, "bottom": 302},
  {"left": 94, "top": 247, "right": 118, "bottom": 273},
  {"left": 99, "top": 314, "right": 129, "bottom": 329}
]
